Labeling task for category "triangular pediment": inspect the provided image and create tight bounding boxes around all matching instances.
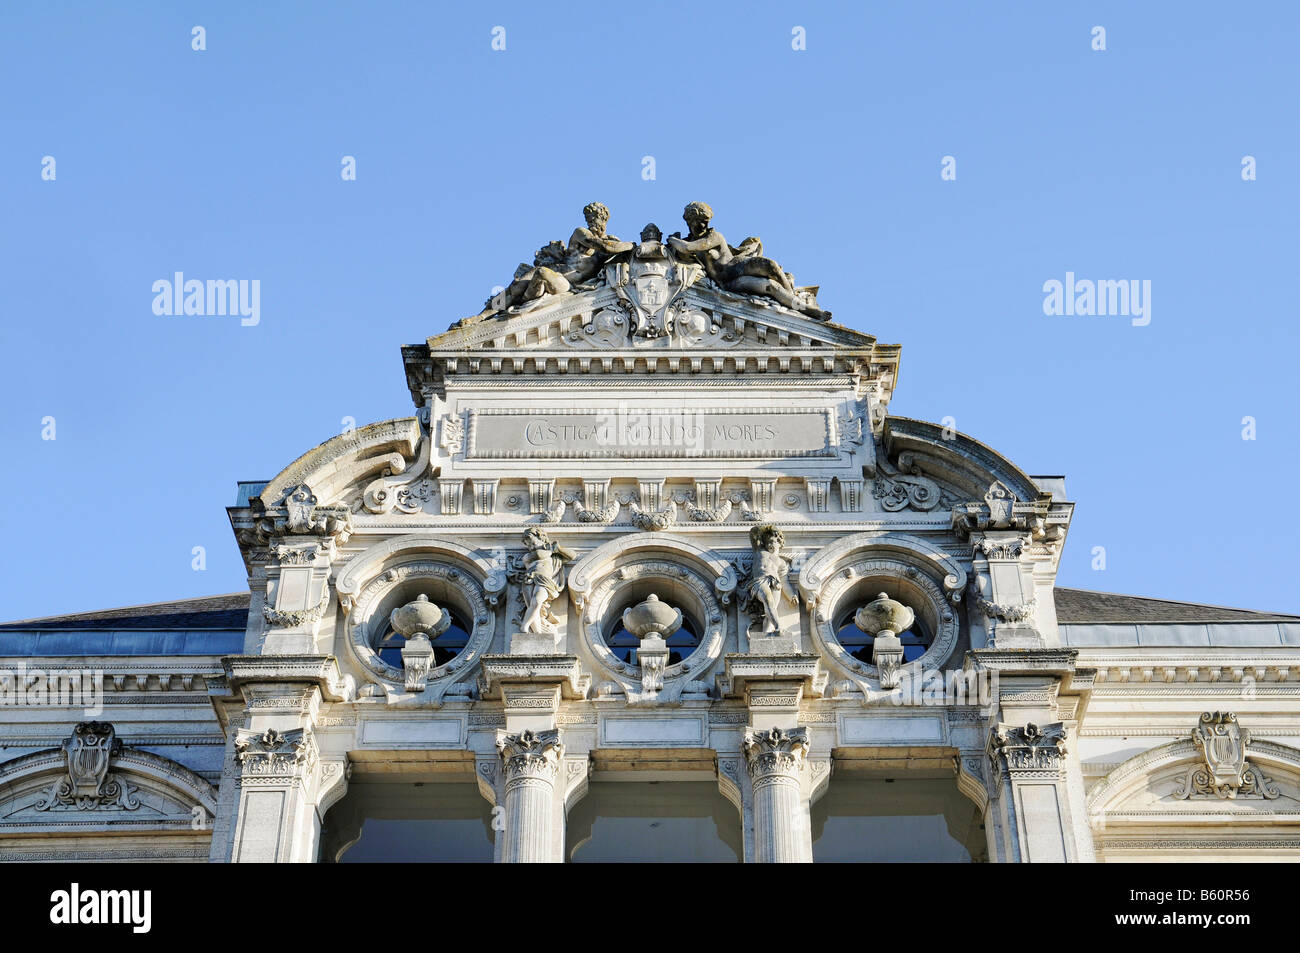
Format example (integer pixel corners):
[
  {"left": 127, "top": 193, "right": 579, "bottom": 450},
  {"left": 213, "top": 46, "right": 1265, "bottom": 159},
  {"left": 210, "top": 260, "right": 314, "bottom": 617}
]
[{"left": 427, "top": 281, "right": 879, "bottom": 354}]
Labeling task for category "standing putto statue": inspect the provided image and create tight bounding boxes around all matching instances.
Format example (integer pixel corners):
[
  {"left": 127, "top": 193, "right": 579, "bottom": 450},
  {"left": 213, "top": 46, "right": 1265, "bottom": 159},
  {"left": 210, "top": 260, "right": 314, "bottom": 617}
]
[
  {"left": 740, "top": 524, "right": 799, "bottom": 637},
  {"left": 508, "top": 527, "right": 576, "bottom": 635}
]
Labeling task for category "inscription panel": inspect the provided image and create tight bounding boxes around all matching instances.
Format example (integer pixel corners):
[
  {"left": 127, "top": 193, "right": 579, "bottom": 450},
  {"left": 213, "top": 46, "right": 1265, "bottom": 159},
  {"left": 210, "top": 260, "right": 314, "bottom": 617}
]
[
  {"left": 840, "top": 714, "right": 946, "bottom": 745},
  {"left": 600, "top": 715, "right": 707, "bottom": 747},
  {"left": 465, "top": 407, "right": 835, "bottom": 459}
]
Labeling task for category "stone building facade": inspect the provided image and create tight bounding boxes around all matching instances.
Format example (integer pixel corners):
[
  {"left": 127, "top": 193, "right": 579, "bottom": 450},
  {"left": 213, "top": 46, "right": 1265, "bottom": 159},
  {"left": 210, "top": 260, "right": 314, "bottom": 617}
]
[{"left": 2, "top": 205, "right": 1298, "bottom": 862}]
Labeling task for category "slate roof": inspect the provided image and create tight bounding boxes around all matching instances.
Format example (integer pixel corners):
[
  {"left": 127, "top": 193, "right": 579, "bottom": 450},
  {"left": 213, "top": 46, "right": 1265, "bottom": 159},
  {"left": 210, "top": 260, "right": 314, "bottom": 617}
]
[
  {"left": 1054, "top": 588, "right": 1300, "bottom": 625},
  {"left": 0, "top": 593, "right": 251, "bottom": 630}
]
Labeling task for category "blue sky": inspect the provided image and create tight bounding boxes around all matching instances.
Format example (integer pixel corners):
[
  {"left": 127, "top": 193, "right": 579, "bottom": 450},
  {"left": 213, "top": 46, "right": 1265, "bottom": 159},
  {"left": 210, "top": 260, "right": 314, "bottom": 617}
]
[{"left": 2, "top": 2, "right": 1296, "bottom": 620}]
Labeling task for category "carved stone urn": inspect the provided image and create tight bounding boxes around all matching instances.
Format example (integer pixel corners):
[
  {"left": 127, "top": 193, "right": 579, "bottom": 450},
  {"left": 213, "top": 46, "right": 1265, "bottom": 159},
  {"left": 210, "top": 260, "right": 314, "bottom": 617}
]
[
  {"left": 855, "top": 592, "right": 914, "bottom": 690},
  {"left": 390, "top": 594, "right": 451, "bottom": 691},
  {"left": 621, "top": 594, "right": 682, "bottom": 696},
  {"left": 621, "top": 593, "right": 683, "bottom": 641}
]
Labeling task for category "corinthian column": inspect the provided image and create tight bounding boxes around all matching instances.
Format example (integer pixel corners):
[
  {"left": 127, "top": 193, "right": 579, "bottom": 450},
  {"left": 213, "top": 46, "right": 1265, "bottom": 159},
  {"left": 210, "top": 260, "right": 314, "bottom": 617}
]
[
  {"left": 496, "top": 729, "right": 563, "bottom": 863},
  {"left": 743, "top": 726, "right": 812, "bottom": 863}
]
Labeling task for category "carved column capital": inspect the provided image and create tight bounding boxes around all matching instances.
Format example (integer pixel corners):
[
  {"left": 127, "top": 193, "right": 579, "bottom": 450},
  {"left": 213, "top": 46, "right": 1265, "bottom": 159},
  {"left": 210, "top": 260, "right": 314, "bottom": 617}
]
[
  {"left": 233, "top": 727, "right": 318, "bottom": 783},
  {"left": 969, "top": 532, "right": 1032, "bottom": 561},
  {"left": 743, "top": 726, "right": 809, "bottom": 783},
  {"left": 496, "top": 728, "right": 563, "bottom": 785},
  {"left": 988, "top": 721, "right": 1066, "bottom": 780}
]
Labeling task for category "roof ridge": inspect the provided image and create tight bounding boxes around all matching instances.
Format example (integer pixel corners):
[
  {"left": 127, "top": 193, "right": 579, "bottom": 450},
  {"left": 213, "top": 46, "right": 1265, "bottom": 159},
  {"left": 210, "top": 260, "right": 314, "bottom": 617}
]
[{"left": 0, "top": 592, "right": 250, "bottom": 627}]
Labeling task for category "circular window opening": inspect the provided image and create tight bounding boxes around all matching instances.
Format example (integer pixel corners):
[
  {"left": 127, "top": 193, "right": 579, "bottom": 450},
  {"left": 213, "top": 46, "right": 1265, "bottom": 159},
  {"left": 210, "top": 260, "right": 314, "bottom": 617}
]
[
  {"left": 835, "top": 607, "right": 930, "bottom": 665},
  {"left": 375, "top": 605, "right": 472, "bottom": 670},
  {"left": 605, "top": 605, "right": 701, "bottom": 666}
]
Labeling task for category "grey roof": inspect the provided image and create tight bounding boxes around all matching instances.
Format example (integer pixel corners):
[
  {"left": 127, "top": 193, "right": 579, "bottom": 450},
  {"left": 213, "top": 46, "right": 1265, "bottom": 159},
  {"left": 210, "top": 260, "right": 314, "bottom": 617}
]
[
  {"left": 0, "top": 593, "right": 251, "bottom": 631},
  {"left": 1054, "top": 588, "right": 1300, "bottom": 625}
]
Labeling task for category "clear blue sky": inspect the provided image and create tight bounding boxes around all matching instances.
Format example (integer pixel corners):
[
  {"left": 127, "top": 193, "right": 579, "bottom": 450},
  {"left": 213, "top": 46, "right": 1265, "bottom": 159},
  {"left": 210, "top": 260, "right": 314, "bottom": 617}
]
[{"left": 2, "top": 2, "right": 1296, "bottom": 620}]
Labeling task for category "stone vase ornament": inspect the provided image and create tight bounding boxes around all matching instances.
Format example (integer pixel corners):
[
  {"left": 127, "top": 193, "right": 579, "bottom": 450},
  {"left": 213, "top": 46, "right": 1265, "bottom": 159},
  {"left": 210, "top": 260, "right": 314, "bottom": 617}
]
[
  {"left": 390, "top": 594, "right": 451, "bottom": 691},
  {"left": 855, "top": 592, "right": 913, "bottom": 690},
  {"left": 621, "top": 594, "right": 682, "bottom": 696}
]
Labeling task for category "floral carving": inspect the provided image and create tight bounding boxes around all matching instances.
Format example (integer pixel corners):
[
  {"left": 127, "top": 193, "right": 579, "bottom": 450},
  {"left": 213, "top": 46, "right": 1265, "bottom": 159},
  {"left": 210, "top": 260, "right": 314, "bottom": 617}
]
[
  {"left": 234, "top": 727, "right": 316, "bottom": 777},
  {"left": 976, "top": 596, "right": 1036, "bottom": 624},
  {"left": 743, "top": 726, "right": 809, "bottom": 780},
  {"left": 990, "top": 722, "right": 1067, "bottom": 777},
  {"left": 496, "top": 729, "right": 563, "bottom": 782},
  {"left": 263, "top": 586, "right": 332, "bottom": 628},
  {"left": 244, "top": 483, "right": 352, "bottom": 549},
  {"left": 562, "top": 491, "right": 620, "bottom": 523},
  {"left": 440, "top": 413, "right": 465, "bottom": 454},
  {"left": 629, "top": 500, "right": 677, "bottom": 531}
]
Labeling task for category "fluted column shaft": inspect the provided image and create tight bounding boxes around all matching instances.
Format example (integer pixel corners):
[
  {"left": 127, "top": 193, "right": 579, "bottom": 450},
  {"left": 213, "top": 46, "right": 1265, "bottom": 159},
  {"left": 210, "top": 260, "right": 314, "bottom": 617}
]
[
  {"left": 496, "top": 729, "right": 563, "bottom": 863},
  {"left": 743, "top": 726, "right": 812, "bottom": 863}
]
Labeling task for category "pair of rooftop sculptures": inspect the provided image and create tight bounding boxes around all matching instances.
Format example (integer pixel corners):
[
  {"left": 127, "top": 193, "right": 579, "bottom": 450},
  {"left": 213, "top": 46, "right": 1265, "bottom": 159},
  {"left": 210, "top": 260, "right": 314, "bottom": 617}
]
[{"left": 464, "top": 201, "right": 831, "bottom": 324}]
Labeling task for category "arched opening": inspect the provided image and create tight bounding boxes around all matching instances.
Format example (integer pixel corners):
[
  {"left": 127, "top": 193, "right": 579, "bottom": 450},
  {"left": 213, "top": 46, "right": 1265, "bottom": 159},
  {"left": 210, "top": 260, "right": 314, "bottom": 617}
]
[
  {"left": 319, "top": 780, "right": 496, "bottom": 863},
  {"left": 565, "top": 780, "right": 742, "bottom": 862},
  {"left": 811, "top": 778, "right": 987, "bottom": 862}
]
